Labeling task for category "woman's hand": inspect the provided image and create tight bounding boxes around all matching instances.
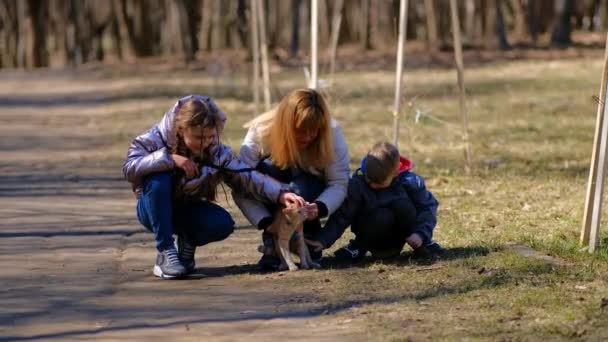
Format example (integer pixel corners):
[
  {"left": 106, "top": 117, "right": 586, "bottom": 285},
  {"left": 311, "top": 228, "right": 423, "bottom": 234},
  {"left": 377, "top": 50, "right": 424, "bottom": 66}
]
[
  {"left": 304, "top": 202, "right": 319, "bottom": 220},
  {"left": 171, "top": 154, "right": 199, "bottom": 179},
  {"left": 279, "top": 192, "right": 306, "bottom": 207}
]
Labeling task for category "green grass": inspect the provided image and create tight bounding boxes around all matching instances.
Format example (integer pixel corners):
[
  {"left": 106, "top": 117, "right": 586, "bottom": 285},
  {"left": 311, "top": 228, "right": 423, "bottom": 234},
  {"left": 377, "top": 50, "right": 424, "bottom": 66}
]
[{"left": 103, "top": 57, "right": 608, "bottom": 339}]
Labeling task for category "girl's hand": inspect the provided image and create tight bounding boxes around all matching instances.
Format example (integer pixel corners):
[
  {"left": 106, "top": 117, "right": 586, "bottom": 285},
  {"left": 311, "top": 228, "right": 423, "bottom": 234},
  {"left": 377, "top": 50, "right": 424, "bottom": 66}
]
[
  {"left": 305, "top": 239, "right": 324, "bottom": 252},
  {"left": 304, "top": 202, "right": 319, "bottom": 220},
  {"left": 279, "top": 192, "right": 306, "bottom": 207},
  {"left": 406, "top": 233, "right": 423, "bottom": 249},
  {"left": 171, "top": 154, "right": 199, "bottom": 179}
]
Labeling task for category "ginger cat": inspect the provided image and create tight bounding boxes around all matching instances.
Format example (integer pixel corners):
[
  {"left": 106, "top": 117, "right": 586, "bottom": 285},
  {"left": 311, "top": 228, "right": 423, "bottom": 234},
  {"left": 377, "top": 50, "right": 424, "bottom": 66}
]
[{"left": 259, "top": 205, "right": 320, "bottom": 271}]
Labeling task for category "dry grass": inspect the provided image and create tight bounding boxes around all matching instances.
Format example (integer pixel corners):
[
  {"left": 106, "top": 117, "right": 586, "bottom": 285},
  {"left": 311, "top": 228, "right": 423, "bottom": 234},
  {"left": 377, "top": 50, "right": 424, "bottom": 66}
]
[{"left": 36, "top": 56, "right": 608, "bottom": 340}]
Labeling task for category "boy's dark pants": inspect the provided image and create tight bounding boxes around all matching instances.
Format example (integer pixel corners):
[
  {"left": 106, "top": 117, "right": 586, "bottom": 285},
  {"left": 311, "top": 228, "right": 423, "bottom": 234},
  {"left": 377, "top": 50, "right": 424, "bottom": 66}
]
[{"left": 351, "top": 198, "right": 417, "bottom": 253}]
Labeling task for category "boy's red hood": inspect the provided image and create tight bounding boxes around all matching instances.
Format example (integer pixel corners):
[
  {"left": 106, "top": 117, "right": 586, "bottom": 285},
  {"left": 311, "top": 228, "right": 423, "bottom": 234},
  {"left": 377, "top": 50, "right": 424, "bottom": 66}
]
[
  {"left": 360, "top": 155, "right": 413, "bottom": 175},
  {"left": 398, "top": 156, "right": 413, "bottom": 174}
]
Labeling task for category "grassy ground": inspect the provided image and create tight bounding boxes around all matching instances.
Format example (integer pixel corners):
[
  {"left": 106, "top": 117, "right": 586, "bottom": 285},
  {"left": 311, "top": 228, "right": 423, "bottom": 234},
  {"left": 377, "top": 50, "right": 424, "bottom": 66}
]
[{"left": 5, "top": 56, "right": 608, "bottom": 340}]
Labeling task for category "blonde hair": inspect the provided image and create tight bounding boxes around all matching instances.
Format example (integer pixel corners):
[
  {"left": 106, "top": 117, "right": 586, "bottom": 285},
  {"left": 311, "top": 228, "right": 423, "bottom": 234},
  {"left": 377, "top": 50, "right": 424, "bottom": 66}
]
[
  {"left": 365, "top": 142, "right": 400, "bottom": 184},
  {"left": 245, "top": 89, "right": 334, "bottom": 169},
  {"left": 172, "top": 98, "right": 223, "bottom": 201}
]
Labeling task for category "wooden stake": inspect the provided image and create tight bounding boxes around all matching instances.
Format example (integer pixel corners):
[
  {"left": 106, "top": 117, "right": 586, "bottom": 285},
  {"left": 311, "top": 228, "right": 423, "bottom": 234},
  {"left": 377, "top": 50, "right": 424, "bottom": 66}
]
[
  {"left": 392, "top": 0, "right": 408, "bottom": 149},
  {"left": 328, "top": 0, "right": 344, "bottom": 85},
  {"left": 581, "top": 33, "right": 608, "bottom": 251},
  {"left": 250, "top": 0, "right": 260, "bottom": 116},
  {"left": 450, "top": 0, "right": 472, "bottom": 175},
  {"left": 256, "top": 0, "right": 271, "bottom": 111},
  {"left": 310, "top": 0, "right": 318, "bottom": 89}
]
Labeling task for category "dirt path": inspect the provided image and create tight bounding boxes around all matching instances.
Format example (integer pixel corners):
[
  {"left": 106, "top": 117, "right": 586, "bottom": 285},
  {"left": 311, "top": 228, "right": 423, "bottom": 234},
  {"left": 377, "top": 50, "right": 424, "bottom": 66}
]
[{"left": 0, "top": 71, "right": 363, "bottom": 341}]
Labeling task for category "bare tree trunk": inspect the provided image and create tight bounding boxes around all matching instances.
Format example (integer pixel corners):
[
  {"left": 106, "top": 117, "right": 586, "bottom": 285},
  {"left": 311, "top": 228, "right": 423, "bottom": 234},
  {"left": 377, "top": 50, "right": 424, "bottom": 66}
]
[
  {"left": 16, "top": 0, "right": 28, "bottom": 68},
  {"left": 211, "top": 0, "right": 223, "bottom": 50},
  {"left": 113, "top": 0, "right": 136, "bottom": 61},
  {"left": 29, "top": 0, "right": 47, "bottom": 67},
  {"left": 16, "top": 0, "right": 47, "bottom": 68},
  {"left": 450, "top": 0, "right": 472, "bottom": 175},
  {"left": 510, "top": 0, "right": 527, "bottom": 42},
  {"left": 361, "top": 0, "right": 372, "bottom": 49},
  {"left": 0, "top": 0, "right": 18, "bottom": 68},
  {"left": 328, "top": 0, "right": 343, "bottom": 84},
  {"left": 318, "top": 0, "right": 330, "bottom": 46},
  {"left": 424, "top": 0, "right": 439, "bottom": 52},
  {"left": 483, "top": 0, "right": 496, "bottom": 49},
  {"left": 496, "top": 0, "right": 510, "bottom": 49},
  {"left": 132, "top": 0, "right": 153, "bottom": 56},
  {"left": 599, "top": 0, "right": 607, "bottom": 31},
  {"left": 465, "top": 0, "right": 475, "bottom": 40},
  {"left": 236, "top": 0, "right": 249, "bottom": 50},
  {"left": 290, "top": 0, "right": 301, "bottom": 57},
  {"left": 49, "top": 0, "right": 69, "bottom": 66},
  {"left": 199, "top": 0, "right": 213, "bottom": 52},
  {"left": 165, "top": 0, "right": 193, "bottom": 60},
  {"left": 551, "top": 0, "right": 575, "bottom": 47}
]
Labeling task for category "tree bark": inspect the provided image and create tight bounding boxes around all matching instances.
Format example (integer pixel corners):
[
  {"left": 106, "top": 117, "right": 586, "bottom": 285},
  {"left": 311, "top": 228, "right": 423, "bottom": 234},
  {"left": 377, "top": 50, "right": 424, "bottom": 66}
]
[
  {"left": 0, "top": 0, "right": 17, "bottom": 68},
  {"left": 132, "top": 0, "right": 153, "bottom": 56},
  {"left": 113, "top": 0, "right": 136, "bottom": 61},
  {"left": 328, "top": 0, "right": 343, "bottom": 83},
  {"left": 464, "top": 0, "right": 475, "bottom": 40},
  {"left": 510, "top": 0, "right": 527, "bottom": 42},
  {"left": 361, "top": 0, "right": 372, "bottom": 49},
  {"left": 551, "top": 0, "right": 575, "bottom": 47},
  {"left": 289, "top": 0, "right": 301, "bottom": 57},
  {"left": 424, "top": 0, "right": 439, "bottom": 52},
  {"left": 48, "top": 0, "right": 69, "bottom": 66},
  {"left": 199, "top": 0, "right": 213, "bottom": 52},
  {"left": 496, "top": 0, "right": 510, "bottom": 49}
]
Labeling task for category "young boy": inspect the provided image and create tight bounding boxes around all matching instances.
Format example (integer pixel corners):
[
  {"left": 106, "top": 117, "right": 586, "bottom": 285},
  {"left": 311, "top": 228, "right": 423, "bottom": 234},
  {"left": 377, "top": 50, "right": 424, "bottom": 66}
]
[{"left": 306, "top": 141, "right": 442, "bottom": 260}]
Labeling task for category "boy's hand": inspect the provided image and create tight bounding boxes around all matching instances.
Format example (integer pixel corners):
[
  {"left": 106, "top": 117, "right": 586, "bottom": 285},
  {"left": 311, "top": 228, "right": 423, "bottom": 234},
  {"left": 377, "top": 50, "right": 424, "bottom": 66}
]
[
  {"left": 406, "top": 233, "right": 423, "bottom": 249},
  {"left": 305, "top": 239, "right": 324, "bottom": 252},
  {"left": 171, "top": 154, "right": 199, "bottom": 179},
  {"left": 304, "top": 202, "right": 319, "bottom": 220}
]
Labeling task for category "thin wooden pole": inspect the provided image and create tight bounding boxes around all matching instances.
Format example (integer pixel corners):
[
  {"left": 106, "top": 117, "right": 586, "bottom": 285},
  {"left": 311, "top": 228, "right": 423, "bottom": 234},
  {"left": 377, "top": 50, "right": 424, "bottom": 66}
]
[
  {"left": 328, "top": 0, "right": 344, "bottom": 85},
  {"left": 581, "top": 33, "right": 608, "bottom": 251},
  {"left": 310, "top": 0, "right": 318, "bottom": 89},
  {"left": 392, "top": 0, "right": 408, "bottom": 148},
  {"left": 256, "top": 0, "right": 271, "bottom": 111},
  {"left": 450, "top": 0, "right": 472, "bottom": 175},
  {"left": 250, "top": 0, "right": 260, "bottom": 116}
]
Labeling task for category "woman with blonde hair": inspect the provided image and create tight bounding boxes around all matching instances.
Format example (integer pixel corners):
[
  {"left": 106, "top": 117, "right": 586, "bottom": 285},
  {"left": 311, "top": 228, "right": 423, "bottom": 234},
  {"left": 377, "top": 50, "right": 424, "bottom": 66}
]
[{"left": 235, "top": 88, "right": 350, "bottom": 270}]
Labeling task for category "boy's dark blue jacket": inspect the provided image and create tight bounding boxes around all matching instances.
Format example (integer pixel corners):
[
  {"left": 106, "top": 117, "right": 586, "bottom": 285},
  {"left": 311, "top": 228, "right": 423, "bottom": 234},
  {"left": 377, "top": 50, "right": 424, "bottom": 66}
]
[{"left": 315, "top": 156, "right": 439, "bottom": 248}]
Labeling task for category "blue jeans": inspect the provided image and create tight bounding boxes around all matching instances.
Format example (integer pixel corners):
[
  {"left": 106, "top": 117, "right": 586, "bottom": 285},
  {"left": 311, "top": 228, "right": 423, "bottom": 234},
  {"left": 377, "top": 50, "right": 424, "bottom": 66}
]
[
  {"left": 136, "top": 171, "right": 235, "bottom": 252},
  {"left": 256, "top": 160, "right": 326, "bottom": 236}
]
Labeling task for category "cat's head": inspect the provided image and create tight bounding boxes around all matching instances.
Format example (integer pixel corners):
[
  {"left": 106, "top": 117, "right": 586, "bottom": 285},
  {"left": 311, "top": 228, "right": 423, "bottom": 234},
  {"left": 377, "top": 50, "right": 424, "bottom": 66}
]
[{"left": 282, "top": 204, "right": 308, "bottom": 225}]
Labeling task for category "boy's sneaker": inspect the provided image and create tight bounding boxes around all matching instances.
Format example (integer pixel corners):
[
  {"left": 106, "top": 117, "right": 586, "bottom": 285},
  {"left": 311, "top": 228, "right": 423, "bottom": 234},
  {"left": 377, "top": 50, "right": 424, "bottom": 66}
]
[
  {"left": 412, "top": 241, "right": 444, "bottom": 259},
  {"left": 334, "top": 240, "right": 367, "bottom": 261},
  {"left": 153, "top": 248, "right": 187, "bottom": 279},
  {"left": 177, "top": 236, "right": 196, "bottom": 273}
]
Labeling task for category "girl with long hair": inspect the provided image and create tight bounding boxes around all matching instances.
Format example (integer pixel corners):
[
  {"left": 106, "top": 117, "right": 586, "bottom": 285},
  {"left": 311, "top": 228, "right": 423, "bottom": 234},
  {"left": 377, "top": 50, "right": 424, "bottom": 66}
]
[{"left": 123, "top": 95, "right": 304, "bottom": 278}]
